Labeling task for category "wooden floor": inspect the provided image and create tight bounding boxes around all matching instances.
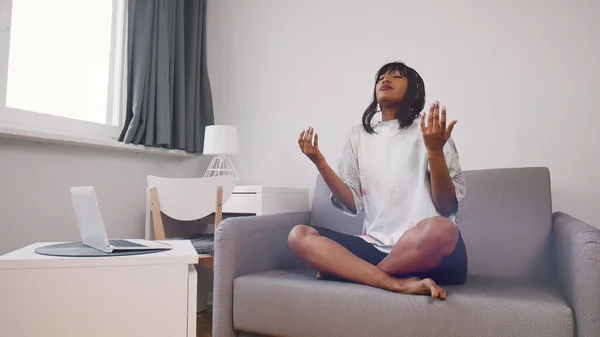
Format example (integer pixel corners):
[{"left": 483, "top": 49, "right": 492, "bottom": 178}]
[{"left": 197, "top": 308, "right": 212, "bottom": 337}]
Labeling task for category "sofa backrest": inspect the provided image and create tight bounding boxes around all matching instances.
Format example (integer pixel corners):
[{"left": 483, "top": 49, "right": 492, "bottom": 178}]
[
  {"left": 309, "top": 176, "right": 363, "bottom": 236},
  {"left": 310, "top": 167, "right": 554, "bottom": 282}
]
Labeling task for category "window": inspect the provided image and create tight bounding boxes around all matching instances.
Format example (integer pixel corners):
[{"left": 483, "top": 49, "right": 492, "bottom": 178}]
[{"left": 0, "top": 0, "right": 126, "bottom": 139}]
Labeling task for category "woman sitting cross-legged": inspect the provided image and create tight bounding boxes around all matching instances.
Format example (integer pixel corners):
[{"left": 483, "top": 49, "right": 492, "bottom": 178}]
[{"left": 288, "top": 61, "right": 468, "bottom": 300}]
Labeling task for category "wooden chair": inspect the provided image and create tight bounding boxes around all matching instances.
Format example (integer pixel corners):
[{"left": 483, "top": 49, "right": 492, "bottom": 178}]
[{"left": 145, "top": 175, "right": 237, "bottom": 269}]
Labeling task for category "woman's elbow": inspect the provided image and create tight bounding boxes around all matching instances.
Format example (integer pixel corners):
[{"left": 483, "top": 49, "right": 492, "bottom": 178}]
[{"left": 435, "top": 198, "right": 458, "bottom": 218}]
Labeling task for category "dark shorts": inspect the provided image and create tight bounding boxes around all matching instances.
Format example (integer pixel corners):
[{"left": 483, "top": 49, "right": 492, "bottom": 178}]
[{"left": 313, "top": 226, "right": 468, "bottom": 285}]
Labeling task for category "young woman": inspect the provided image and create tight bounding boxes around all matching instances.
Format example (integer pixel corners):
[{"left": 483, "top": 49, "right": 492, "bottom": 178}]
[{"left": 288, "top": 61, "right": 467, "bottom": 300}]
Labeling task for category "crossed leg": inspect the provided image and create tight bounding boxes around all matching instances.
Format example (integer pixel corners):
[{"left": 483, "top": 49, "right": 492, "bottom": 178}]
[
  {"left": 377, "top": 216, "right": 459, "bottom": 275},
  {"left": 287, "top": 216, "right": 459, "bottom": 300}
]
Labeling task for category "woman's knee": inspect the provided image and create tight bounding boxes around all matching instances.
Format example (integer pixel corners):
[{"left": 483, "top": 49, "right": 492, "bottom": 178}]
[
  {"left": 415, "top": 217, "right": 458, "bottom": 254},
  {"left": 288, "top": 224, "right": 317, "bottom": 252}
]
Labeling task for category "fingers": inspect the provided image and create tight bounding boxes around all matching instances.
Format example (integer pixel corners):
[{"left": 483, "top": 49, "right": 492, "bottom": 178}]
[
  {"left": 298, "top": 130, "right": 305, "bottom": 152},
  {"left": 427, "top": 103, "right": 434, "bottom": 130},
  {"left": 446, "top": 120, "right": 458, "bottom": 138},
  {"left": 299, "top": 127, "right": 319, "bottom": 153},
  {"left": 303, "top": 127, "right": 312, "bottom": 143},
  {"left": 432, "top": 101, "right": 440, "bottom": 133},
  {"left": 420, "top": 113, "right": 426, "bottom": 132},
  {"left": 440, "top": 106, "right": 447, "bottom": 134}
]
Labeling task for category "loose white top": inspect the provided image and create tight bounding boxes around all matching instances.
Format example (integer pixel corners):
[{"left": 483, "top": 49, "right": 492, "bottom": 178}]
[{"left": 331, "top": 119, "right": 466, "bottom": 253}]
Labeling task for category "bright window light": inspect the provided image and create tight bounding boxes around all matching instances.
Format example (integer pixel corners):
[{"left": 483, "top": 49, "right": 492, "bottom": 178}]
[{"left": 6, "top": 0, "right": 118, "bottom": 125}]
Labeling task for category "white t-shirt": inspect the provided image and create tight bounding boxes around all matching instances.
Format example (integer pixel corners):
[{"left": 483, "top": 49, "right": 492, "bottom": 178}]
[{"left": 330, "top": 118, "right": 466, "bottom": 253}]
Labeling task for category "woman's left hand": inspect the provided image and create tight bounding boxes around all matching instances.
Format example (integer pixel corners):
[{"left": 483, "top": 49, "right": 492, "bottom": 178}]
[{"left": 421, "top": 101, "right": 457, "bottom": 154}]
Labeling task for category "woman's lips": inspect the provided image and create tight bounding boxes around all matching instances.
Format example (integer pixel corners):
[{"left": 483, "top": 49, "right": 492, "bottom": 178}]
[{"left": 380, "top": 84, "right": 393, "bottom": 91}]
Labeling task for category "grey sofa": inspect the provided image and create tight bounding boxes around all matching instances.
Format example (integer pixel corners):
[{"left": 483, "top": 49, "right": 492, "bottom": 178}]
[{"left": 213, "top": 167, "right": 600, "bottom": 337}]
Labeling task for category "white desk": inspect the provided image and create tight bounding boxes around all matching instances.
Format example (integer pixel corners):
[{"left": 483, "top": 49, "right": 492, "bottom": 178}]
[{"left": 0, "top": 240, "right": 198, "bottom": 337}]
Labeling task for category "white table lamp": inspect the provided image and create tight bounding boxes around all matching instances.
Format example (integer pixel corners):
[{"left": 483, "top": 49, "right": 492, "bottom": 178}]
[{"left": 203, "top": 125, "right": 239, "bottom": 179}]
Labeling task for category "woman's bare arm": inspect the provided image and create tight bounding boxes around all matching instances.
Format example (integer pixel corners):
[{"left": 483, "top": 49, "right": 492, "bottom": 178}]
[
  {"left": 315, "top": 158, "right": 356, "bottom": 213},
  {"left": 420, "top": 102, "right": 458, "bottom": 217},
  {"left": 298, "top": 127, "right": 356, "bottom": 213}
]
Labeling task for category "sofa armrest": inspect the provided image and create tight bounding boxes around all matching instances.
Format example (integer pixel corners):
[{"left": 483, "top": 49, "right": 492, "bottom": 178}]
[
  {"left": 213, "top": 211, "right": 311, "bottom": 337},
  {"left": 553, "top": 212, "right": 600, "bottom": 337}
]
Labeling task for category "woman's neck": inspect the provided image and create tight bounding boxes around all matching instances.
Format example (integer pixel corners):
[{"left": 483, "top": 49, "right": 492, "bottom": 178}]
[{"left": 381, "top": 106, "right": 398, "bottom": 122}]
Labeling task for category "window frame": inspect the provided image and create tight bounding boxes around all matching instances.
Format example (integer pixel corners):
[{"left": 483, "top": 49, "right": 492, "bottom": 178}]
[{"left": 0, "top": 0, "right": 127, "bottom": 141}]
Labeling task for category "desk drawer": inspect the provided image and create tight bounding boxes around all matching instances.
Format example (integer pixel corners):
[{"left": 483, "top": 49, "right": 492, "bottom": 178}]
[{"left": 223, "top": 193, "right": 258, "bottom": 214}]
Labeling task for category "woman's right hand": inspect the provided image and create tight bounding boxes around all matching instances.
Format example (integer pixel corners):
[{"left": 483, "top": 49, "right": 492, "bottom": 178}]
[{"left": 298, "top": 127, "right": 325, "bottom": 166}]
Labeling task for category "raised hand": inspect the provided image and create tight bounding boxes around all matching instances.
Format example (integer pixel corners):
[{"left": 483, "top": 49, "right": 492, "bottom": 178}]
[
  {"left": 420, "top": 101, "right": 457, "bottom": 154},
  {"left": 298, "top": 127, "right": 325, "bottom": 165}
]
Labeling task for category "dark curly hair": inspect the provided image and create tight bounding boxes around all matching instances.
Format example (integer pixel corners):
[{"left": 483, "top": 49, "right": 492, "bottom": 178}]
[{"left": 362, "top": 62, "right": 426, "bottom": 134}]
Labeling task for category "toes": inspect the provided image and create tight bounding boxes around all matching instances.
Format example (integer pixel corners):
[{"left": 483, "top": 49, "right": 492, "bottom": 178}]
[
  {"left": 424, "top": 279, "right": 439, "bottom": 298},
  {"left": 423, "top": 278, "right": 446, "bottom": 300},
  {"left": 432, "top": 283, "right": 447, "bottom": 301},
  {"left": 396, "top": 277, "right": 447, "bottom": 300},
  {"left": 430, "top": 286, "right": 439, "bottom": 298},
  {"left": 316, "top": 272, "right": 322, "bottom": 279},
  {"left": 439, "top": 287, "right": 447, "bottom": 301}
]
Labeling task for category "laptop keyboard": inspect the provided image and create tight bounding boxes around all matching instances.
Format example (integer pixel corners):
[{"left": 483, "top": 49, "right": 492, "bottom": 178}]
[{"left": 109, "top": 240, "right": 147, "bottom": 248}]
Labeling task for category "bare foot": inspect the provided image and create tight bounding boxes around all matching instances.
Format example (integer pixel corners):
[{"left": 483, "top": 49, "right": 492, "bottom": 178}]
[
  {"left": 403, "top": 278, "right": 447, "bottom": 300},
  {"left": 387, "top": 277, "right": 447, "bottom": 300},
  {"left": 315, "top": 271, "right": 446, "bottom": 300}
]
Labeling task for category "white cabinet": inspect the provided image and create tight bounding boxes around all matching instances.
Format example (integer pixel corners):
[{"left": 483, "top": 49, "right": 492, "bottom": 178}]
[
  {"left": 0, "top": 240, "right": 198, "bottom": 337},
  {"left": 223, "top": 186, "right": 309, "bottom": 215}
]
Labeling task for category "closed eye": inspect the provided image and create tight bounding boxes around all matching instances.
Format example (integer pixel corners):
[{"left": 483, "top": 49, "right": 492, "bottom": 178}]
[{"left": 378, "top": 75, "right": 404, "bottom": 81}]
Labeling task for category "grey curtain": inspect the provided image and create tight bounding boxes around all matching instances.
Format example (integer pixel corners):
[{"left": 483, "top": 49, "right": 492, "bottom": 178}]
[{"left": 118, "top": 0, "right": 214, "bottom": 153}]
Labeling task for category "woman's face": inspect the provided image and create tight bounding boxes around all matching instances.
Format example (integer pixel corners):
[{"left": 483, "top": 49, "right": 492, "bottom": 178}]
[{"left": 375, "top": 70, "right": 408, "bottom": 107}]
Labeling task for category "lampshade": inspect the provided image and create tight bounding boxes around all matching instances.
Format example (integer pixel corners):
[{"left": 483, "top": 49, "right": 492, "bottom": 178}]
[{"left": 203, "top": 125, "right": 239, "bottom": 155}]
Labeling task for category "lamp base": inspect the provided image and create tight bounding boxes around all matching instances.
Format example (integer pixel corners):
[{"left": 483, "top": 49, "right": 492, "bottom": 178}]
[{"left": 203, "top": 156, "right": 239, "bottom": 180}]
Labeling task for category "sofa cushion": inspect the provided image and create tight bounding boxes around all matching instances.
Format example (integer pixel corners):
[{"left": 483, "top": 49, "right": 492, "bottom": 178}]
[
  {"left": 457, "top": 168, "right": 554, "bottom": 281},
  {"left": 233, "top": 269, "right": 573, "bottom": 337}
]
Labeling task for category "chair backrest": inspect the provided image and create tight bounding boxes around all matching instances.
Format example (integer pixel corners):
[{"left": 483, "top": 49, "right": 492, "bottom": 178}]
[
  {"left": 310, "top": 167, "right": 554, "bottom": 282},
  {"left": 147, "top": 175, "right": 236, "bottom": 221}
]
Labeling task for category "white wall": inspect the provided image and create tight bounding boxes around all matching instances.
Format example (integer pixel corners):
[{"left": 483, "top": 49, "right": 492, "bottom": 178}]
[
  {"left": 0, "top": 139, "right": 209, "bottom": 254},
  {"left": 206, "top": 0, "right": 600, "bottom": 227}
]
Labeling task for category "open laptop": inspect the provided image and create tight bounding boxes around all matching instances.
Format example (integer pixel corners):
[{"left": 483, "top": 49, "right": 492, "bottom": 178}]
[{"left": 70, "top": 186, "right": 171, "bottom": 253}]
